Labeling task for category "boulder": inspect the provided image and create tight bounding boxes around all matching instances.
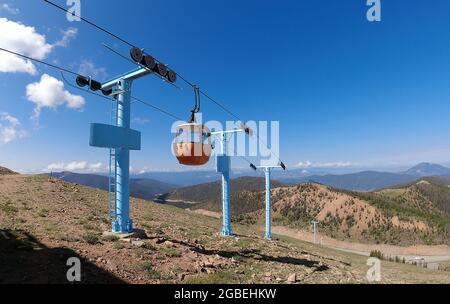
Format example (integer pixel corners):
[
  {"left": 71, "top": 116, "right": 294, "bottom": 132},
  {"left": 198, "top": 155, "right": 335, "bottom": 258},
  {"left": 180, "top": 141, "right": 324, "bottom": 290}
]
[{"left": 287, "top": 273, "right": 297, "bottom": 283}]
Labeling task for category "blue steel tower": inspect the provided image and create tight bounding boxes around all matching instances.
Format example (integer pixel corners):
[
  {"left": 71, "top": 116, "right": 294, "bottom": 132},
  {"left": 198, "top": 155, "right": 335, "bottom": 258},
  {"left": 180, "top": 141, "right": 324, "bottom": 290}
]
[
  {"left": 256, "top": 165, "right": 284, "bottom": 240},
  {"left": 86, "top": 48, "right": 177, "bottom": 234},
  {"left": 212, "top": 128, "right": 248, "bottom": 237},
  {"left": 89, "top": 67, "right": 151, "bottom": 233}
]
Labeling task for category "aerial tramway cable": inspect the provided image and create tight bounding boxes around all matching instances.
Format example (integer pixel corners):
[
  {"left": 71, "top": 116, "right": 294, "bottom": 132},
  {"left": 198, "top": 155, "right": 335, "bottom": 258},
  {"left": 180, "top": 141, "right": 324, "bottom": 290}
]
[
  {"left": 0, "top": 47, "right": 184, "bottom": 122},
  {"left": 42, "top": 0, "right": 286, "bottom": 169}
]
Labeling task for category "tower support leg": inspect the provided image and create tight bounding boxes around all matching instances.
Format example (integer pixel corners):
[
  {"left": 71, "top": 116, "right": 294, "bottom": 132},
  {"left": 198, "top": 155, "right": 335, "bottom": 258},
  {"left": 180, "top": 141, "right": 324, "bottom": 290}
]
[
  {"left": 265, "top": 168, "right": 272, "bottom": 240},
  {"left": 219, "top": 132, "right": 233, "bottom": 236},
  {"left": 221, "top": 170, "right": 233, "bottom": 236},
  {"left": 313, "top": 224, "right": 316, "bottom": 244},
  {"left": 112, "top": 78, "right": 133, "bottom": 233}
]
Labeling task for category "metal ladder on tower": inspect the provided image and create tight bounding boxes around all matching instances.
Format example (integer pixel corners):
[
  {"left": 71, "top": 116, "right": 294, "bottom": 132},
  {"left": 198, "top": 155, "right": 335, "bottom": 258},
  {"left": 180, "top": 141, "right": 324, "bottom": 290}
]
[
  {"left": 108, "top": 100, "right": 118, "bottom": 222},
  {"left": 108, "top": 148, "right": 117, "bottom": 221}
]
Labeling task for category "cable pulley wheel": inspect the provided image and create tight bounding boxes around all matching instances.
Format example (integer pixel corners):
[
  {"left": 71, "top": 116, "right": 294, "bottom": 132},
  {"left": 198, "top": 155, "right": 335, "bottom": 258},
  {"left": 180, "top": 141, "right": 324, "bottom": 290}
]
[
  {"left": 89, "top": 79, "right": 102, "bottom": 91},
  {"left": 76, "top": 75, "right": 89, "bottom": 87},
  {"left": 143, "top": 55, "right": 156, "bottom": 70},
  {"left": 167, "top": 70, "right": 177, "bottom": 83},
  {"left": 154, "top": 63, "right": 168, "bottom": 77},
  {"left": 130, "top": 47, "right": 144, "bottom": 63}
]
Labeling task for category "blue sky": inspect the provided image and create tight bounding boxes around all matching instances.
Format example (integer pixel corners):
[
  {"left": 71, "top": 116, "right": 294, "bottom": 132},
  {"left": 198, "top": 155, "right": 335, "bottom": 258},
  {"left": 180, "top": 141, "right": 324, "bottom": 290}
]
[{"left": 0, "top": 0, "right": 450, "bottom": 173}]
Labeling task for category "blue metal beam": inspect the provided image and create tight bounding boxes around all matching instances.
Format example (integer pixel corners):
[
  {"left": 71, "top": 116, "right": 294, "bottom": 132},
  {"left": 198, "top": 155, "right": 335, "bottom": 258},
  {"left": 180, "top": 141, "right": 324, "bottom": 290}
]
[{"left": 101, "top": 67, "right": 151, "bottom": 90}]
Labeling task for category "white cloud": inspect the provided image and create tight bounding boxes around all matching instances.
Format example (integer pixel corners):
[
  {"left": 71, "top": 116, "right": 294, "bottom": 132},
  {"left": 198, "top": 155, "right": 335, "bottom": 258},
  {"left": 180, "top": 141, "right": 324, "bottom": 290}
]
[
  {"left": 26, "top": 74, "right": 85, "bottom": 122},
  {"left": 65, "top": 161, "right": 88, "bottom": 171},
  {"left": 297, "top": 161, "right": 354, "bottom": 169},
  {"left": 297, "top": 161, "right": 313, "bottom": 168},
  {"left": 0, "top": 18, "right": 78, "bottom": 75},
  {"left": 0, "top": 3, "right": 19, "bottom": 15},
  {"left": 0, "top": 112, "right": 26, "bottom": 144},
  {"left": 53, "top": 27, "right": 78, "bottom": 48},
  {"left": 46, "top": 161, "right": 106, "bottom": 173},
  {"left": 0, "top": 18, "right": 53, "bottom": 74},
  {"left": 0, "top": 53, "right": 36, "bottom": 74},
  {"left": 78, "top": 60, "right": 107, "bottom": 81},
  {"left": 88, "top": 162, "right": 103, "bottom": 170},
  {"left": 46, "top": 163, "right": 65, "bottom": 171}
]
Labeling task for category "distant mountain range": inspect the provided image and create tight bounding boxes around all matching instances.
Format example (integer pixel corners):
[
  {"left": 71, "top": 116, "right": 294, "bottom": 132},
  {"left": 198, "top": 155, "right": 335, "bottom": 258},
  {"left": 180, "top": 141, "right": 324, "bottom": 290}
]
[
  {"left": 281, "top": 163, "right": 450, "bottom": 191},
  {"left": 403, "top": 162, "right": 450, "bottom": 177},
  {"left": 132, "top": 167, "right": 350, "bottom": 187},
  {"left": 48, "top": 163, "right": 450, "bottom": 198},
  {"left": 168, "top": 176, "right": 284, "bottom": 204},
  {"left": 50, "top": 172, "right": 177, "bottom": 200},
  {"left": 133, "top": 171, "right": 225, "bottom": 187},
  {"left": 172, "top": 175, "right": 450, "bottom": 246},
  {"left": 291, "top": 171, "right": 417, "bottom": 192}
]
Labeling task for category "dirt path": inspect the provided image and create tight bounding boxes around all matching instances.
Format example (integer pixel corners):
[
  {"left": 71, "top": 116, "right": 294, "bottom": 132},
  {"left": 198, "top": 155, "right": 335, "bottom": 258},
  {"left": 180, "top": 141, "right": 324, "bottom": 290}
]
[
  {"left": 271, "top": 226, "right": 450, "bottom": 258},
  {"left": 185, "top": 206, "right": 450, "bottom": 259},
  {"left": 189, "top": 209, "right": 221, "bottom": 219}
]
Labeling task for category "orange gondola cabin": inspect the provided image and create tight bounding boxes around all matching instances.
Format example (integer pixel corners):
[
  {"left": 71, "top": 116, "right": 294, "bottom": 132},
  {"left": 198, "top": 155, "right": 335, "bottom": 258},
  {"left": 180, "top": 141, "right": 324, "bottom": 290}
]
[{"left": 174, "top": 123, "right": 212, "bottom": 166}]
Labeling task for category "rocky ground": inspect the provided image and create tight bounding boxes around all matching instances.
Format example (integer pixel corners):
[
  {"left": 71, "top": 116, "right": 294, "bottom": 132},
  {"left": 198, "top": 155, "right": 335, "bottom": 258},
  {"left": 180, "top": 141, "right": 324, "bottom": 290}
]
[{"left": 1, "top": 174, "right": 449, "bottom": 284}]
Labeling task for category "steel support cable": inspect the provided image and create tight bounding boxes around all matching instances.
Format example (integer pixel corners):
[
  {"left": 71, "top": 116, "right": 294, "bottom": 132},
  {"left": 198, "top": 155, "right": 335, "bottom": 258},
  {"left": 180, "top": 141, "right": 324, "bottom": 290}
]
[
  {"left": 42, "top": 0, "right": 286, "bottom": 167},
  {"left": 0, "top": 47, "right": 79, "bottom": 76},
  {"left": 0, "top": 47, "right": 184, "bottom": 122},
  {"left": 62, "top": 72, "right": 184, "bottom": 121},
  {"left": 41, "top": 1, "right": 254, "bottom": 123},
  {"left": 130, "top": 96, "right": 184, "bottom": 121},
  {"left": 43, "top": 0, "right": 194, "bottom": 87},
  {"left": 2, "top": 45, "right": 262, "bottom": 172}
]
